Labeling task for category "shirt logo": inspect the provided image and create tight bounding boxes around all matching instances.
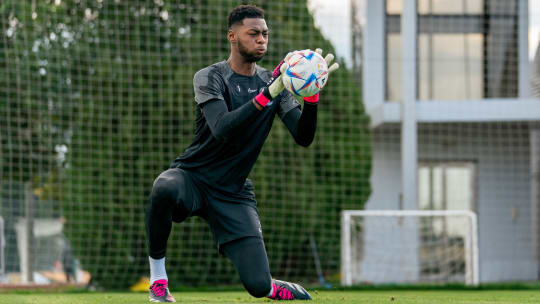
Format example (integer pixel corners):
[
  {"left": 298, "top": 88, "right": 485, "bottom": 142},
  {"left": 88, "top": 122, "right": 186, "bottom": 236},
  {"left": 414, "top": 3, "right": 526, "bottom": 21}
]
[
  {"left": 236, "top": 84, "right": 241, "bottom": 93},
  {"left": 247, "top": 88, "right": 257, "bottom": 93}
]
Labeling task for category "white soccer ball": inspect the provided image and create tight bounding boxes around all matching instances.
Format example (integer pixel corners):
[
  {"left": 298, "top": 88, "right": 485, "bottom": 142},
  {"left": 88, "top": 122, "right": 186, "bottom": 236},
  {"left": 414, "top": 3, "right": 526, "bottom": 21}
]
[{"left": 282, "top": 49, "right": 329, "bottom": 97}]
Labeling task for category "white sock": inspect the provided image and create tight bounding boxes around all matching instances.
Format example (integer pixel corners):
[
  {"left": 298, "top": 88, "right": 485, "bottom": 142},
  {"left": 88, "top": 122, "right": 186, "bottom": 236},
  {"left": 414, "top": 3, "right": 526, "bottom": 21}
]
[
  {"left": 267, "top": 283, "right": 274, "bottom": 297},
  {"left": 149, "top": 256, "right": 168, "bottom": 284}
]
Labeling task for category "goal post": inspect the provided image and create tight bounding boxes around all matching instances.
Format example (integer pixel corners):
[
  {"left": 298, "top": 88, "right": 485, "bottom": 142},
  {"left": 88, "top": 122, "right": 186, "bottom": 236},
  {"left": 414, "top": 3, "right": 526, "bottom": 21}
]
[{"left": 341, "top": 210, "right": 479, "bottom": 286}]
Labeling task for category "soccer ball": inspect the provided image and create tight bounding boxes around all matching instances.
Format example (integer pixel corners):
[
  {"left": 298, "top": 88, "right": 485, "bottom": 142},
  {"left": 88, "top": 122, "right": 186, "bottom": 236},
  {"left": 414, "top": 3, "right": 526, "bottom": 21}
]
[{"left": 282, "top": 50, "right": 329, "bottom": 97}]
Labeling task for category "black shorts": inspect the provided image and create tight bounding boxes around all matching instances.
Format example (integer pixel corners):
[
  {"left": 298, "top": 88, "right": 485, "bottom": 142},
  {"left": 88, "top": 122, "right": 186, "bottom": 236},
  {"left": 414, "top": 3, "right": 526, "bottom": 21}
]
[{"left": 157, "top": 168, "right": 263, "bottom": 251}]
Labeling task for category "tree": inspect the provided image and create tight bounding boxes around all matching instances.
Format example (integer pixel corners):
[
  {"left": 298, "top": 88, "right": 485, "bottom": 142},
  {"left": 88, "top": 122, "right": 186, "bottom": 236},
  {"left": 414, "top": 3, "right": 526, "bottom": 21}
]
[{"left": 0, "top": 0, "right": 370, "bottom": 288}]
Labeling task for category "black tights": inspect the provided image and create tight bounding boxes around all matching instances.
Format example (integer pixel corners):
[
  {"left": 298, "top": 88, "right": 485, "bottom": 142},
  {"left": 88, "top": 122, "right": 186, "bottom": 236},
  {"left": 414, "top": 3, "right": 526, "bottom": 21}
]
[
  {"left": 145, "top": 169, "right": 271, "bottom": 298},
  {"left": 221, "top": 236, "right": 272, "bottom": 298}
]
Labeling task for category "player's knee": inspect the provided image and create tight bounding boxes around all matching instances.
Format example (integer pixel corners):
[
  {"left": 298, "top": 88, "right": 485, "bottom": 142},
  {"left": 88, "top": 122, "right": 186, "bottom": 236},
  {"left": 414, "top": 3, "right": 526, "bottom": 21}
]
[
  {"left": 150, "top": 175, "right": 180, "bottom": 206},
  {"left": 242, "top": 275, "right": 271, "bottom": 298}
]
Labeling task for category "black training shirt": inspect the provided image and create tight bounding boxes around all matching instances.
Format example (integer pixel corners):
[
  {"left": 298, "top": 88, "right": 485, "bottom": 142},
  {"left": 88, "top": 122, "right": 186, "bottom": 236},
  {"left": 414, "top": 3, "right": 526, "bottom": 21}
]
[{"left": 171, "top": 60, "right": 314, "bottom": 197}]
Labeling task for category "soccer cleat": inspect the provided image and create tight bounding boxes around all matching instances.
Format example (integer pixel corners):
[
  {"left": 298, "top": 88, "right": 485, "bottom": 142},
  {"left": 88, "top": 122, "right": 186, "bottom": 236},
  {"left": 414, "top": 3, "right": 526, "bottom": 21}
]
[
  {"left": 268, "top": 279, "right": 312, "bottom": 300},
  {"left": 149, "top": 279, "right": 176, "bottom": 302}
]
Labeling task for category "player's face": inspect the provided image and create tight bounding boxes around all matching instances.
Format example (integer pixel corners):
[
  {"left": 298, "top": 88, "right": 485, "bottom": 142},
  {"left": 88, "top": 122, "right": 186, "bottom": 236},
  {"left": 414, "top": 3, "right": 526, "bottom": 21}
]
[{"left": 235, "top": 18, "right": 268, "bottom": 62}]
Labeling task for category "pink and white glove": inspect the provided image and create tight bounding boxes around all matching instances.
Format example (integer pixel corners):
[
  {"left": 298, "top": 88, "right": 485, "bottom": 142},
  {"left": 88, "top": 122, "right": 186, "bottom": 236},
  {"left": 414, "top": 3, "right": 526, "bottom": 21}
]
[
  {"left": 254, "top": 52, "right": 294, "bottom": 107},
  {"left": 303, "top": 48, "right": 340, "bottom": 104}
]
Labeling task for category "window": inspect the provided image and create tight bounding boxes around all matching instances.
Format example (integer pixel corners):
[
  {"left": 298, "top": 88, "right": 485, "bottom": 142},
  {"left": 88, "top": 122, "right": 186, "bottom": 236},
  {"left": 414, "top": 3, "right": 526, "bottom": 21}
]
[
  {"left": 385, "top": 0, "right": 519, "bottom": 101},
  {"left": 418, "top": 161, "right": 476, "bottom": 280},
  {"left": 419, "top": 162, "right": 475, "bottom": 211},
  {"left": 419, "top": 34, "right": 483, "bottom": 100},
  {"left": 387, "top": 34, "right": 403, "bottom": 102},
  {"left": 386, "top": 0, "right": 402, "bottom": 14},
  {"left": 388, "top": 0, "right": 484, "bottom": 15},
  {"left": 418, "top": 0, "right": 483, "bottom": 15},
  {"left": 419, "top": 162, "right": 476, "bottom": 235}
]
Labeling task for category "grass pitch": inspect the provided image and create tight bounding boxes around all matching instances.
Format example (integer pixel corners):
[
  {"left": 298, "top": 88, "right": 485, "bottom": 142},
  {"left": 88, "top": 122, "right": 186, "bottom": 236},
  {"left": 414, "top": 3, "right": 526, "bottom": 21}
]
[{"left": 1, "top": 290, "right": 540, "bottom": 304}]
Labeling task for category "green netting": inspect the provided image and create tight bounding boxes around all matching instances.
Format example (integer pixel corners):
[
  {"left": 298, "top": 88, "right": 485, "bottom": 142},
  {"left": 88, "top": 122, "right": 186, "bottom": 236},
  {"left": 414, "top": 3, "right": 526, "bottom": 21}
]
[{"left": 0, "top": 0, "right": 371, "bottom": 288}]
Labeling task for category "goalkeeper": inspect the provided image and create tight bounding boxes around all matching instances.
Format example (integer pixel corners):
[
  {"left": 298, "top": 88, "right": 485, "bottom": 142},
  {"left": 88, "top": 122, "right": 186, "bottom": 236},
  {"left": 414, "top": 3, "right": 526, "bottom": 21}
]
[{"left": 145, "top": 4, "right": 339, "bottom": 302}]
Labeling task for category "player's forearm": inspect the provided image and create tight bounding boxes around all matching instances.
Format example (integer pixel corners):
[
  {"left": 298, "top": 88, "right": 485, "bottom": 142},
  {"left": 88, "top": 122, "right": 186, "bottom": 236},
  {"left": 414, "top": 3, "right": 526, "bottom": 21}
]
[
  {"left": 201, "top": 98, "right": 261, "bottom": 142},
  {"left": 282, "top": 103, "right": 317, "bottom": 147}
]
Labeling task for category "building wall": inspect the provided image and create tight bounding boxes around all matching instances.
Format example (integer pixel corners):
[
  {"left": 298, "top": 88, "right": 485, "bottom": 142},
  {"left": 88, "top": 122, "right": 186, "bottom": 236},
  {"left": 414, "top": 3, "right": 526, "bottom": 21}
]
[
  {"left": 363, "top": 123, "right": 536, "bottom": 282},
  {"left": 531, "top": 125, "right": 540, "bottom": 277}
]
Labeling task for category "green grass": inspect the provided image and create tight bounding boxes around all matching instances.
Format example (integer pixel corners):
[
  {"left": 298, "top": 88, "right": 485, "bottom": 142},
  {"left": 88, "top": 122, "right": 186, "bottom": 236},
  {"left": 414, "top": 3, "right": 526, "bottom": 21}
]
[{"left": 1, "top": 290, "right": 540, "bottom": 304}]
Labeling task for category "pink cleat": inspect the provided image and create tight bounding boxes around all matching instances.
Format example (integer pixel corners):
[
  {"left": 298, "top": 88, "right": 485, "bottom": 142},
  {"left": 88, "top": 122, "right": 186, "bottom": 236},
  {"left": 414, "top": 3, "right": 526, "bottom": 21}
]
[
  {"left": 268, "top": 279, "right": 311, "bottom": 300},
  {"left": 149, "top": 279, "right": 176, "bottom": 302}
]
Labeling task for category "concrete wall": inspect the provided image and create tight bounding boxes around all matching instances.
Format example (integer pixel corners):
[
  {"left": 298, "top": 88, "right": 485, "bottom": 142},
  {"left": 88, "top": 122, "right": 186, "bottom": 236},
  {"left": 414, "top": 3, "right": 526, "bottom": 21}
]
[{"left": 531, "top": 125, "right": 540, "bottom": 278}]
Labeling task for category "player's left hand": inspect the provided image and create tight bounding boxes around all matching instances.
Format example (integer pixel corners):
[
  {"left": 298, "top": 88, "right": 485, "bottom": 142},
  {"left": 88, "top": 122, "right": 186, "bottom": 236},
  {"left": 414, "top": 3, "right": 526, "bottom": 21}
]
[
  {"left": 315, "top": 48, "right": 339, "bottom": 75},
  {"left": 302, "top": 48, "right": 340, "bottom": 103}
]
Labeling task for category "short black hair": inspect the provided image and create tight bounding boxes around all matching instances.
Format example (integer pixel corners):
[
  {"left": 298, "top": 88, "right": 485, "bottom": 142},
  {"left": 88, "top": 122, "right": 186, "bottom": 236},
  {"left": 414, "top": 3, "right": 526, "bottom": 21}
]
[{"left": 227, "top": 5, "right": 265, "bottom": 29}]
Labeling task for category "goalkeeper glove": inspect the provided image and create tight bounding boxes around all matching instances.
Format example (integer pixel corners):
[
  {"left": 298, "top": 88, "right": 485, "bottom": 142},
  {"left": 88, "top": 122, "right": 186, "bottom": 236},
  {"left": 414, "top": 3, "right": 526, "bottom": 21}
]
[
  {"left": 303, "top": 48, "right": 340, "bottom": 104},
  {"left": 254, "top": 52, "right": 294, "bottom": 107}
]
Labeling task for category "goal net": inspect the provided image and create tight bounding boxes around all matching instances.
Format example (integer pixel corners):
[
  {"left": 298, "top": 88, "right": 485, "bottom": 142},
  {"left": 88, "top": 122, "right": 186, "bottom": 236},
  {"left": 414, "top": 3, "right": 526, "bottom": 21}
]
[{"left": 341, "top": 210, "right": 479, "bottom": 286}]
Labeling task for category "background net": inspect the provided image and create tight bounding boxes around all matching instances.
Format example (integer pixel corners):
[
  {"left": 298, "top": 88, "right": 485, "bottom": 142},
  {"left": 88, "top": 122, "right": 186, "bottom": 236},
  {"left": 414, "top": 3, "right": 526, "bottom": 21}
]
[
  {"left": 2, "top": 0, "right": 539, "bottom": 290},
  {"left": 366, "top": 0, "right": 540, "bottom": 284},
  {"left": 0, "top": 0, "right": 370, "bottom": 288}
]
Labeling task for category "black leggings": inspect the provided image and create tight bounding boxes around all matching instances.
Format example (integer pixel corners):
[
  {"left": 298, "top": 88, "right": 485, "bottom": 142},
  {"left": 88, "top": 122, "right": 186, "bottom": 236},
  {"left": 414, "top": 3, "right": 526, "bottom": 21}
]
[
  {"left": 146, "top": 169, "right": 200, "bottom": 259},
  {"left": 145, "top": 169, "right": 271, "bottom": 298},
  {"left": 221, "top": 236, "right": 272, "bottom": 298}
]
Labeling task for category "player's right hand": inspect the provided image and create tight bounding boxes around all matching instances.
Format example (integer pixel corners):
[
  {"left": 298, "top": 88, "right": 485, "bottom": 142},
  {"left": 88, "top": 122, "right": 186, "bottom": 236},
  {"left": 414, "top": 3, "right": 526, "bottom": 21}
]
[
  {"left": 254, "top": 52, "right": 294, "bottom": 108},
  {"left": 267, "top": 52, "right": 295, "bottom": 98}
]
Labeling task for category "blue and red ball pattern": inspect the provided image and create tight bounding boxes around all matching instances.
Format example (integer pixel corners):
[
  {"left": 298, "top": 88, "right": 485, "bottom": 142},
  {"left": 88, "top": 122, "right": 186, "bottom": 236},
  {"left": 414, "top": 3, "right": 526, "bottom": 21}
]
[{"left": 282, "top": 50, "right": 329, "bottom": 98}]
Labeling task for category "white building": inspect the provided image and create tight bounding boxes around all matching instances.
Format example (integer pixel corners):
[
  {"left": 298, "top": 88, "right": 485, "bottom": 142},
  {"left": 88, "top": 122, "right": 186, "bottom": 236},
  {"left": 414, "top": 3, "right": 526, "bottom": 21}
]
[{"left": 361, "top": 0, "right": 540, "bottom": 283}]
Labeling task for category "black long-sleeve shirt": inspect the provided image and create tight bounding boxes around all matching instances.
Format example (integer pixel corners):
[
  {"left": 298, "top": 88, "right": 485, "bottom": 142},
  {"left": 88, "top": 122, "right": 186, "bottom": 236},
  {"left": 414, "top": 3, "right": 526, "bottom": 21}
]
[
  {"left": 172, "top": 61, "right": 317, "bottom": 196},
  {"left": 201, "top": 97, "right": 317, "bottom": 146}
]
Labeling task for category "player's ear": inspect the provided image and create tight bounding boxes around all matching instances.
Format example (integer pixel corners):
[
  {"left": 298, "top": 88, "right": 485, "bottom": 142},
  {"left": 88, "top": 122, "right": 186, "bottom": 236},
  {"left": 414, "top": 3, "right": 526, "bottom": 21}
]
[{"left": 227, "top": 28, "right": 236, "bottom": 43}]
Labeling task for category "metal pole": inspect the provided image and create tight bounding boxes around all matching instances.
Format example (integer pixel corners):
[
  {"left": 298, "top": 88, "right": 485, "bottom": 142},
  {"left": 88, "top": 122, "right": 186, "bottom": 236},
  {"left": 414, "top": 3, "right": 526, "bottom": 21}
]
[
  {"left": 341, "top": 211, "right": 352, "bottom": 285},
  {"left": 25, "top": 183, "right": 34, "bottom": 283},
  {"left": 401, "top": 0, "right": 418, "bottom": 210}
]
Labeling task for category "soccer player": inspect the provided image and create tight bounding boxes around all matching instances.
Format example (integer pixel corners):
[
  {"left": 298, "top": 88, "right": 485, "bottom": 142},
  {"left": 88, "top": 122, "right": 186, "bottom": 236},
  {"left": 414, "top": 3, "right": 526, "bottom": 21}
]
[{"left": 145, "top": 4, "right": 339, "bottom": 302}]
